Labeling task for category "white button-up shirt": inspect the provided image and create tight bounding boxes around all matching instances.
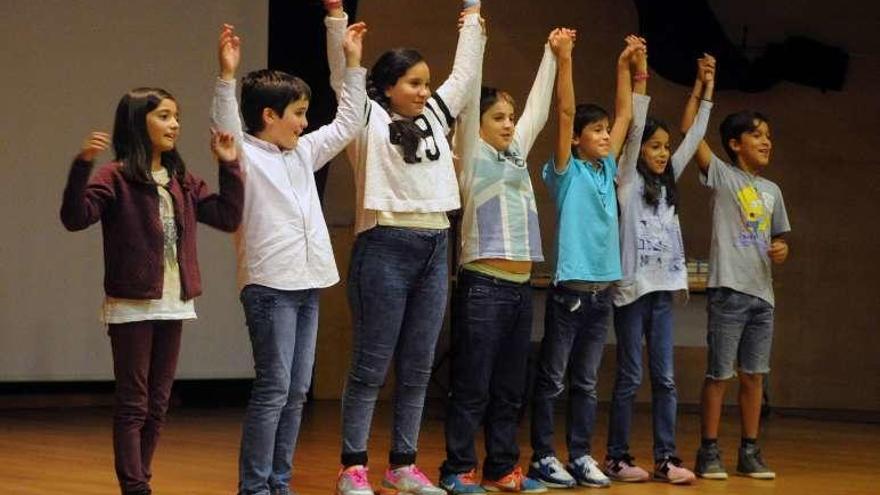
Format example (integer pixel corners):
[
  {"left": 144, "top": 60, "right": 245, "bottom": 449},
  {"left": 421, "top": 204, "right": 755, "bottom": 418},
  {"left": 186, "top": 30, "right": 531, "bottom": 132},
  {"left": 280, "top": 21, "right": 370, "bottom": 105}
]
[{"left": 211, "top": 68, "right": 367, "bottom": 290}]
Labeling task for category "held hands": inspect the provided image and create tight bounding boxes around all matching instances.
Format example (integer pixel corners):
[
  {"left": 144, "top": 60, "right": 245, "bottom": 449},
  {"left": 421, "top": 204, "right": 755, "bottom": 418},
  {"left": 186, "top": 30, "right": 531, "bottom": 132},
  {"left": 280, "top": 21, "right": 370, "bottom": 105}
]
[
  {"left": 210, "top": 129, "right": 237, "bottom": 163},
  {"left": 219, "top": 24, "right": 241, "bottom": 81},
  {"left": 343, "top": 22, "right": 368, "bottom": 68},
  {"left": 79, "top": 131, "right": 111, "bottom": 162},
  {"left": 619, "top": 34, "right": 647, "bottom": 68},
  {"left": 549, "top": 28, "right": 577, "bottom": 59},
  {"left": 769, "top": 238, "right": 789, "bottom": 264},
  {"left": 626, "top": 34, "right": 648, "bottom": 73},
  {"left": 697, "top": 53, "right": 716, "bottom": 84}
]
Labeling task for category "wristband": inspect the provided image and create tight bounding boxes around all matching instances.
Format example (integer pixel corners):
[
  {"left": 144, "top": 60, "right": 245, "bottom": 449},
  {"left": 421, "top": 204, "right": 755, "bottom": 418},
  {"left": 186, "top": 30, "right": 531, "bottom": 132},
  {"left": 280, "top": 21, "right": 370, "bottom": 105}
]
[{"left": 633, "top": 72, "right": 649, "bottom": 82}]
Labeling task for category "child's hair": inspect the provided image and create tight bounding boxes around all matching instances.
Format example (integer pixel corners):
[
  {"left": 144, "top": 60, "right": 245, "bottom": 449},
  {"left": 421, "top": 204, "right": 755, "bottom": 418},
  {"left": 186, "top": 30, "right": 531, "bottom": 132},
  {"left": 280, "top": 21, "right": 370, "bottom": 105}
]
[
  {"left": 367, "top": 48, "right": 425, "bottom": 113},
  {"left": 573, "top": 103, "right": 609, "bottom": 137},
  {"left": 241, "top": 69, "right": 312, "bottom": 134},
  {"left": 112, "top": 87, "right": 186, "bottom": 183},
  {"left": 479, "top": 86, "right": 516, "bottom": 117},
  {"left": 720, "top": 110, "right": 770, "bottom": 161},
  {"left": 636, "top": 117, "right": 678, "bottom": 212}
]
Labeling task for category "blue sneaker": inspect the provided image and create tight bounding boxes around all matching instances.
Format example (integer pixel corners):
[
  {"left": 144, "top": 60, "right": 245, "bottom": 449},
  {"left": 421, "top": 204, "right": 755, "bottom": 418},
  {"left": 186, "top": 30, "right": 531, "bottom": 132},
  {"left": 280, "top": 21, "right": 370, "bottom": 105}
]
[
  {"left": 567, "top": 456, "right": 611, "bottom": 488},
  {"left": 527, "top": 456, "right": 576, "bottom": 488},
  {"left": 440, "top": 469, "right": 486, "bottom": 494},
  {"left": 482, "top": 467, "right": 546, "bottom": 493}
]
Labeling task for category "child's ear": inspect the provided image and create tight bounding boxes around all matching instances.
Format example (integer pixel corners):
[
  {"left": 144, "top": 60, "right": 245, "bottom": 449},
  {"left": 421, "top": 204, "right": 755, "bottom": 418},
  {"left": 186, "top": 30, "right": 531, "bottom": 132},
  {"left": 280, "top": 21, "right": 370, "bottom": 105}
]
[
  {"left": 728, "top": 137, "right": 742, "bottom": 155},
  {"left": 262, "top": 107, "right": 277, "bottom": 127}
]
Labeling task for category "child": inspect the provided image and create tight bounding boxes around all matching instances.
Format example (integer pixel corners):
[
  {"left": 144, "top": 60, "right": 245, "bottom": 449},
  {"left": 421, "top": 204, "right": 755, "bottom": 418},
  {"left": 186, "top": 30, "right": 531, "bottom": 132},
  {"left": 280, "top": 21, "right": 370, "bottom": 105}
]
[
  {"left": 324, "top": 1, "right": 485, "bottom": 494},
  {"left": 210, "top": 18, "right": 367, "bottom": 495},
  {"left": 438, "top": 27, "right": 576, "bottom": 495},
  {"left": 527, "top": 36, "right": 644, "bottom": 489},
  {"left": 682, "top": 56, "right": 791, "bottom": 481},
  {"left": 603, "top": 54, "right": 716, "bottom": 485},
  {"left": 60, "top": 89, "right": 243, "bottom": 495}
]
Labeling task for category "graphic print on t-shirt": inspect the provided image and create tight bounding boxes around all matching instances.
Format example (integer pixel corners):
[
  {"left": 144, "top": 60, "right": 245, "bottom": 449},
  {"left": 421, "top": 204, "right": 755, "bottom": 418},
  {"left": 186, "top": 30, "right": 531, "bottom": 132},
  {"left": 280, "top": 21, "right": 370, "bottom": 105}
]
[{"left": 735, "top": 184, "right": 774, "bottom": 250}]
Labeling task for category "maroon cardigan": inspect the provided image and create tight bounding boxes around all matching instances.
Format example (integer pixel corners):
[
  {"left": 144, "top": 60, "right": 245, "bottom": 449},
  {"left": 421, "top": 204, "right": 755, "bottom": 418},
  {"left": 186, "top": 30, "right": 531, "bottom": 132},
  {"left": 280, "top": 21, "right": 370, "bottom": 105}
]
[{"left": 60, "top": 158, "right": 244, "bottom": 300}]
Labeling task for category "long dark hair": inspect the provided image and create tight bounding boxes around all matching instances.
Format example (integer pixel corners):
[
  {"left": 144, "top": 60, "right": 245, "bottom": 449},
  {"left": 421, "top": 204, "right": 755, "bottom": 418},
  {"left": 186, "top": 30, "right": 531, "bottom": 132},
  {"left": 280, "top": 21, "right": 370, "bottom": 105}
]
[
  {"left": 636, "top": 117, "right": 678, "bottom": 212},
  {"left": 368, "top": 49, "right": 428, "bottom": 163},
  {"left": 112, "top": 87, "right": 186, "bottom": 183}
]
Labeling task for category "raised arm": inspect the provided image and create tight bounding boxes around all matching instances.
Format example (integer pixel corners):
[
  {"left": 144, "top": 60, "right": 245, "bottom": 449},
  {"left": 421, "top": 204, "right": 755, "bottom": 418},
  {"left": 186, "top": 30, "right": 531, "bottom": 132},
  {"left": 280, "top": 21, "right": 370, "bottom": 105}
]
[
  {"left": 552, "top": 29, "right": 576, "bottom": 173},
  {"left": 195, "top": 131, "right": 244, "bottom": 232},
  {"left": 60, "top": 132, "right": 114, "bottom": 231},
  {"left": 609, "top": 36, "right": 644, "bottom": 159},
  {"left": 671, "top": 58, "right": 714, "bottom": 180},
  {"left": 515, "top": 29, "right": 562, "bottom": 158},
  {"left": 211, "top": 24, "right": 245, "bottom": 144},
  {"left": 617, "top": 36, "right": 650, "bottom": 187},
  {"left": 681, "top": 54, "right": 716, "bottom": 174},
  {"left": 431, "top": 3, "right": 486, "bottom": 128},
  {"left": 324, "top": 0, "right": 348, "bottom": 98},
  {"left": 303, "top": 22, "right": 369, "bottom": 169}
]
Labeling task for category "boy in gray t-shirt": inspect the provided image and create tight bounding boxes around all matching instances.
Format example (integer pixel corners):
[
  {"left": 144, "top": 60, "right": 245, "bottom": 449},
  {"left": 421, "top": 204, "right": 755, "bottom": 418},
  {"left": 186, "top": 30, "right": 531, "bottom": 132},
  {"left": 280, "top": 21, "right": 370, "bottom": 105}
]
[{"left": 681, "top": 102, "right": 791, "bottom": 481}]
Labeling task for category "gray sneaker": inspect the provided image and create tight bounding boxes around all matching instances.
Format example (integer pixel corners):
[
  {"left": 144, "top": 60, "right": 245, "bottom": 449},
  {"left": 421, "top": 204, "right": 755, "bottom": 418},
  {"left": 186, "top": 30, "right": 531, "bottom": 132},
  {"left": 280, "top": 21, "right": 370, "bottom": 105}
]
[
  {"left": 737, "top": 444, "right": 776, "bottom": 479},
  {"left": 694, "top": 444, "right": 728, "bottom": 480}
]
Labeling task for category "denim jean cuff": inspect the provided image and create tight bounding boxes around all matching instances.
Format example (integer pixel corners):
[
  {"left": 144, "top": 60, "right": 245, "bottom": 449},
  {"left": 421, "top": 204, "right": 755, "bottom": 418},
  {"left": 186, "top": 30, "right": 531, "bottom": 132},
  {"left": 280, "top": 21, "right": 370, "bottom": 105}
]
[
  {"left": 341, "top": 451, "right": 368, "bottom": 467},
  {"left": 389, "top": 451, "right": 416, "bottom": 466}
]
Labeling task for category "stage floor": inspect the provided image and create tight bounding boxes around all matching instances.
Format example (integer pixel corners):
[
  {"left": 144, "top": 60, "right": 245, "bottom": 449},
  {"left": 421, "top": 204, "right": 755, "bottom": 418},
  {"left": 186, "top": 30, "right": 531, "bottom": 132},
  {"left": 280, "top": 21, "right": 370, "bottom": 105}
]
[{"left": 1, "top": 401, "right": 877, "bottom": 494}]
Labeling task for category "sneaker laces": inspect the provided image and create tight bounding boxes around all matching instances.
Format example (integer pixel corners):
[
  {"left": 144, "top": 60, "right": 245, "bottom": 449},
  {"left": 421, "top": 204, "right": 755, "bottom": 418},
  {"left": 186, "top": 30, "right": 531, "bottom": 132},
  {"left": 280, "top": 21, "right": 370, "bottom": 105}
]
[
  {"left": 497, "top": 466, "right": 524, "bottom": 489},
  {"left": 460, "top": 469, "right": 479, "bottom": 484},
  {"left": 539, "top": 455, "right": 566, "bottom": 473},
  {"left": 406, "top": 465, "right": 432, "bottom": 485},
  {"left": 613, "top": 453, "right": 637, "bottom": 467},
  {"left": 346, "top": 466, "right": 369, "bottom": 487}
]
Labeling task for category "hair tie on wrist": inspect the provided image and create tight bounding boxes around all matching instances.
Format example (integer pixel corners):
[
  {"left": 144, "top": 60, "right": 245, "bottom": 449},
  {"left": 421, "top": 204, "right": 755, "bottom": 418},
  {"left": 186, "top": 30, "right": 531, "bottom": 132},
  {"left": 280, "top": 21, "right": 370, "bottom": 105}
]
[{"left": 633, "top": 72, "right": 649, "bottom": 82}]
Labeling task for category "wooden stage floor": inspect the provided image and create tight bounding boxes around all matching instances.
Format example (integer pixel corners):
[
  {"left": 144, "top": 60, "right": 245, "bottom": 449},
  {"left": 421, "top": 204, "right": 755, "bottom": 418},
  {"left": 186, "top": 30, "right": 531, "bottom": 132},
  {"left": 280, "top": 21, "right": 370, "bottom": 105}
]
[{"left": 1, "top": 401, "right": 877, "bottom": 494}]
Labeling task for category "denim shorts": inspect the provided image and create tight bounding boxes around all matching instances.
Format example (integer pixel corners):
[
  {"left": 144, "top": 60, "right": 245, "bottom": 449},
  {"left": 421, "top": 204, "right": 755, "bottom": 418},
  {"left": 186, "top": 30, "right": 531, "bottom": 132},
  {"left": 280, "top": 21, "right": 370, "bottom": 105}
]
[{"left": 706, "top": 287, "right": 774, "bottom": 380}]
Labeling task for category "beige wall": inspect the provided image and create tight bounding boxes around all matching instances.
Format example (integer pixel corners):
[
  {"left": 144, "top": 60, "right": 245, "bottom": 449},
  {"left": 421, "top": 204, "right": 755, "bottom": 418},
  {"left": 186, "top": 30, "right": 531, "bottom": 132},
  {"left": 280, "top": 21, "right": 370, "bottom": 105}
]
[{"left": 313, "top": 0, "right": 880, "bottom": 412}]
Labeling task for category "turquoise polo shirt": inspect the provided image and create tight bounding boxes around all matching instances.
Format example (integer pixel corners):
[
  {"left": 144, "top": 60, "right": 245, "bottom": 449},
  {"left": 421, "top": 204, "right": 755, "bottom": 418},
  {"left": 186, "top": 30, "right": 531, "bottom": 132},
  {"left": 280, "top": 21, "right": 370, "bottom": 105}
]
[{"left": 542, "top": 154, "right": 621, "bottom": 283}]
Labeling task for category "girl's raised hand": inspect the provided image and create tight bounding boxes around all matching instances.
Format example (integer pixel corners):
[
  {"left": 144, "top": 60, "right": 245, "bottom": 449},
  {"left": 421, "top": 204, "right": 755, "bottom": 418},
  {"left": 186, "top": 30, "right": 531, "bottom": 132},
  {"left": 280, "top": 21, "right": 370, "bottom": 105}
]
[
  {"left": 210, "top": 129, "right": 237, "bottom": 163},
  {"left": 342, "top": 22, "right": 368, "bottom": 67},
  {"left": 79, "top": 131, "right": 111, "bottom": 162},
  {"left": 698, "top": 53, "right": 716, "bottom": 84},
  {"left": 218, "top": 23, "right": 241, "bottom": 81},
  {"left": 323, "top": 0, "right": 344, "bottom": 15}
]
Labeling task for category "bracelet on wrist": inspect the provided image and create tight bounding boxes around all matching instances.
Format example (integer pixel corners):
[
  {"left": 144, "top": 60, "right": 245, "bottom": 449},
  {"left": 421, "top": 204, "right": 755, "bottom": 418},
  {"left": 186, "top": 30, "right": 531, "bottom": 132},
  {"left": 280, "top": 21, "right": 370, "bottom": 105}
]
[{"left": 633, "top": 72, "right": 649, "bottom": 82}]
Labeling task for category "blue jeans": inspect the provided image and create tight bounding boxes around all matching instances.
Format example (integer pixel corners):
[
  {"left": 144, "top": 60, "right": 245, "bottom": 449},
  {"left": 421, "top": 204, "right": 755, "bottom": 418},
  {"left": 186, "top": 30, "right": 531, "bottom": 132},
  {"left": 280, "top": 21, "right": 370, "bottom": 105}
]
[
  {"left": 441, "top": 270, "right": 533, "bottom": 480},
  {"left": 530, "top": 285, "right": 611, "bottom": 461},
  {"left": 607, "top": 291, "right": 678, "bottom": 462},
  {"left": 239, "top": 285, "right": 319, "bottom": 495},
  {"left": 341, "top": 226, "right": 449, "bottom": 467}
]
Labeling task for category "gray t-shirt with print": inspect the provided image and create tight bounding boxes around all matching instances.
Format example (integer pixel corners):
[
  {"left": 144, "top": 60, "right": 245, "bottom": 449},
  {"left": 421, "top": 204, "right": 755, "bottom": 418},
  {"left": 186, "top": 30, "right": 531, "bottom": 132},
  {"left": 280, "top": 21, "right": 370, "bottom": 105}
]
[{"left": 701, "top": 154, "right": 791, "bottom": 306}]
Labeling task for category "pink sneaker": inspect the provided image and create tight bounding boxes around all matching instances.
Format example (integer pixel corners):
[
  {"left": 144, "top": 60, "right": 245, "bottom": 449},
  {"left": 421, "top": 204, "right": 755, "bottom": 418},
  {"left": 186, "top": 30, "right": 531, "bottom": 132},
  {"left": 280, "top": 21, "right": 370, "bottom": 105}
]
[
  {"left": 603, "top": 455, "right": 650, "bottom": 482},
  {"left": 380, "top": 464, "right": 445, "bottom": 495},
  {"left": 337, "top": 465, "right": 374, "bottom": 495},
  {"left": 654, "top": 457, "right": 696, "bottom": 485}
]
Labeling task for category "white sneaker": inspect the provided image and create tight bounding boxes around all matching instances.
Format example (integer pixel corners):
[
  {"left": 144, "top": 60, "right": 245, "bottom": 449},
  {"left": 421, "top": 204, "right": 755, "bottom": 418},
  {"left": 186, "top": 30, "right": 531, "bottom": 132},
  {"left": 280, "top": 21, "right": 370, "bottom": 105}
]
[
  {"left": 380, "top": 464, "right": 446, "bottom": 495},
  {"left": 337, "top": 465, "right": 374, "bottom": 495},
  {"left": 527, "top": 456, "right": 576, "bottom": 488},
  {"left": 567, "top": 455, "right": 611, "bottom": 488}
]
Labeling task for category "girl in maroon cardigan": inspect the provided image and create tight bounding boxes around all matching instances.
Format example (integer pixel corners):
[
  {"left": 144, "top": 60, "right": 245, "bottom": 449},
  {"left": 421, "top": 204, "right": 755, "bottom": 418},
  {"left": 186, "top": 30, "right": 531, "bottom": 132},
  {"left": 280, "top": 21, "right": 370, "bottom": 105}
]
[{"left": 60, "top": 87, "right": 243, "bottom": 495}]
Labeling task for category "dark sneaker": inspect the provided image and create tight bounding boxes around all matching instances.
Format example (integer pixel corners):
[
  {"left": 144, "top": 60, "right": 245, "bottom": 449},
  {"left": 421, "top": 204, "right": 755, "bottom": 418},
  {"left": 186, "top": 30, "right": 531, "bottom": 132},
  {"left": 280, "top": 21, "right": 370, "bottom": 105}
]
[
  {"left": 736, "top": 444, "right": 776, "bottom": 479},
  {"left": 527, "top": 456, "right": 576, "bottom": 488},
  {"left": 653, "top": 456, "right": 696, "bottom": 484},
  {"left": 694, "top": 445, "right": 728, "bottom": 480},
  {"left": 603, "top": 454, "right": 649, "bottom": 482}
]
